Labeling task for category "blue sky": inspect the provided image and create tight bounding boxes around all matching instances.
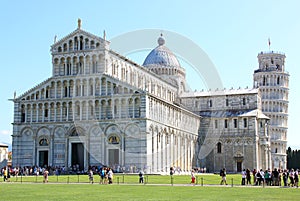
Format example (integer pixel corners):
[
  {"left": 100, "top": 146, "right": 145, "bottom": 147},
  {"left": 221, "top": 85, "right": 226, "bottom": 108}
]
[{"left": 0, "top": 0, "right": 299, "bottom": 148}]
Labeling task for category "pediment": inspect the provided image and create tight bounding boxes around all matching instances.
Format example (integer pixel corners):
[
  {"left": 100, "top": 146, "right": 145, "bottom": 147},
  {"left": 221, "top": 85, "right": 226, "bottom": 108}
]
[{"left": 51, "top": 28, "right": 109, "bottom": 53}]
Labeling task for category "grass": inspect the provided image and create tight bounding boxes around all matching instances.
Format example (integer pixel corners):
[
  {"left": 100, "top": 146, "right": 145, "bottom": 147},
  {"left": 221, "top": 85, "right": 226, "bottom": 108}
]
[
  {"left": 1, "top": 183, "right": 299, "bottom": 201},
  {"left": 1, "top": 174, "right": 299, "bottom": 201}
]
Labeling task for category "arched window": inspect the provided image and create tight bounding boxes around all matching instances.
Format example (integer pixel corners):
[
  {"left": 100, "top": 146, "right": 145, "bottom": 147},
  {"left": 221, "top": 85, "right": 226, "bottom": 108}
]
[{"left": 217, "top": 142, "right": 222, "bottom": 153}]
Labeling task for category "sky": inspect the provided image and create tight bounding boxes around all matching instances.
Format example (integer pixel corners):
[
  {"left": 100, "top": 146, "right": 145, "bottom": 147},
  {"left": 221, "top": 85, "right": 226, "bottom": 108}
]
[{"left": 0, "top": 0, "right": 299, "bottom": 149}]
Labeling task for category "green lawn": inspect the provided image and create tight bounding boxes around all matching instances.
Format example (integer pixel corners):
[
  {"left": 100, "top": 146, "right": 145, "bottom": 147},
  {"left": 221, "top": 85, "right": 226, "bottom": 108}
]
[{"left": 1, "top": 183, "right": 299, "bottom": 201}]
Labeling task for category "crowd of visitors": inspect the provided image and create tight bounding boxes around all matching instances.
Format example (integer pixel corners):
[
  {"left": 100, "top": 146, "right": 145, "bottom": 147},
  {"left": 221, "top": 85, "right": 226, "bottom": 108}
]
[{"left": 238, "top": 168, "right": 299, "bottom": 187}]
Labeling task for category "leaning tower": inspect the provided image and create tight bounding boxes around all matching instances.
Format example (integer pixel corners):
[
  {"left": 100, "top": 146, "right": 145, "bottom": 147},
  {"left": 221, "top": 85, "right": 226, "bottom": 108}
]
[{"left": 253, "top": 51, "right": 289, "bottom": 170}]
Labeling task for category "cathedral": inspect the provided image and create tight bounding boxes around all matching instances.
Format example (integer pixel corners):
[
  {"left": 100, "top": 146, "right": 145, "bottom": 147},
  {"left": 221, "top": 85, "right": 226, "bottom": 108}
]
[{"left": 11, "top": 20, "right": 289, "bottom": 173}]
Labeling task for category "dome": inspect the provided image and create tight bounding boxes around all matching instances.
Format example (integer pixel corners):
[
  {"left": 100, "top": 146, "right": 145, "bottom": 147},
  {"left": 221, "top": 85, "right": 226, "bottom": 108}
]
[{"left": 143, "top": 35, "right": 180, "bottom": 67}]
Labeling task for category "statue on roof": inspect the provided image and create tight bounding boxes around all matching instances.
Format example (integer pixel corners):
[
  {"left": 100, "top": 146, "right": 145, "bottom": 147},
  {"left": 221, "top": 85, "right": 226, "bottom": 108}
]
[{"left": 78, "top": 18, "right": 81, "bottom": 29}]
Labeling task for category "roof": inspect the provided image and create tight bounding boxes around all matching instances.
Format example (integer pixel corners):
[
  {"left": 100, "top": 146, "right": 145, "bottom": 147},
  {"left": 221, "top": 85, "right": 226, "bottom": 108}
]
[
  {"left": 143, "top": 36, "right": 181, "bottom": 67},
  {"left": 0, "top": 142, "right": 9, "bottom": 147},
  {"left": 180, "top": 88, "right": 258, "bottom": 98},
  {"left": 199, "top": 109, "right": 269, "bottom": 119}
]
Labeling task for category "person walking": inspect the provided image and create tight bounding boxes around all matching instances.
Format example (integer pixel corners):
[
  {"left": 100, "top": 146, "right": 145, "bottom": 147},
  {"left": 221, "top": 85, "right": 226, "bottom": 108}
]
[{"left": 220, "top": 168, "right": 228, "bottom": 185}]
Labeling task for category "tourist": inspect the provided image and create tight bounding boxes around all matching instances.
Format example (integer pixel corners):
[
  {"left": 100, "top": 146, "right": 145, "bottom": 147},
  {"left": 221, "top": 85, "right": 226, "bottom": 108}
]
[
  {"left": 220, "top": 168, "right": 227, "bottom": 185},
  {"left": 241, "top": 169, "right": 246, "bottom": 185},
  {"left": 88, "top": 169, "right": 94, "bottom": 184},
  {"left": 43, "top": 169, "right": 49, "bottom": 183},
  {"left": 107, "top": 168, "right": 113, "bottom": 184},
  {"left": 139, "top": 170, "right": 144, "bottom": 183},
  {"left": 289, "top": 169, "right": 295, "bottom": 187},
  {"left": 191, "top": 170, "right": 196, "bottom": 185},
  {"left": 246, "top": 168, "right": 251, "bottom": 185},
  {"left": 294, "top": 169, "right": 299, "bottom": 188}
]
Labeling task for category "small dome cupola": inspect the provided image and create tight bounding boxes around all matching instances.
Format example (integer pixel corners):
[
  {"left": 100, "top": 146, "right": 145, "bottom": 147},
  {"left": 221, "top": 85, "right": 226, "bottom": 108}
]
[{"left": 143, "top": 34, "right": 181, "bottom": 67}]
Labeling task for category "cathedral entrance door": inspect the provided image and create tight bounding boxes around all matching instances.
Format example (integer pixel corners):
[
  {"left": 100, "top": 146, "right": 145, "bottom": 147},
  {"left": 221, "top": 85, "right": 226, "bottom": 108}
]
[
  {"left": 237, "top": 161, "right": 242, "bottom": 172},
  {"left": 38, "top": 150, "right": 48, "bottom": 167},
  {"left": 108, "top": 149, "right": 119, "bottom": 167},
  {"left": 71, "top": 143, "right": 84, "bottom": 171}
]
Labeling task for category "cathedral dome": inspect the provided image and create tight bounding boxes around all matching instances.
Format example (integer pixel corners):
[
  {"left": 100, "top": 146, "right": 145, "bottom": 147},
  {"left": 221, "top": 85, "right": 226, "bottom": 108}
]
[{"left": 143, "top": 35, "right": 181, "bottom": 67}]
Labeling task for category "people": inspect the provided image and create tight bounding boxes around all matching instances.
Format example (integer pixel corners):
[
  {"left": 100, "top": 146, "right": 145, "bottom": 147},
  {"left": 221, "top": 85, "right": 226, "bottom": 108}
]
[
  {"left": 88, "top": 169, "right": 94, "bottom": 184},
  {"left": 107, "top": 168, "right": 113, "bottom": 184},
  {"left": 220, "top": 168, "right": 227, "bottom": 185},
  {"left": 246, "top": 168, "right": 251, "bottom": 185},
  {"left": 241, "top": 169, "right": 246, "bottom": 185},
  {"left": 139, "top": 170, "right": 144, "bottom": 183},
  {"left": 99, "top": 168, "right": 105, "bottom": 184},
  {"left": 43, "top": 169, "right": 49, "bottom": 183},
  {"left": 191, "top": 170, "right": 196, "bottom": 185}
]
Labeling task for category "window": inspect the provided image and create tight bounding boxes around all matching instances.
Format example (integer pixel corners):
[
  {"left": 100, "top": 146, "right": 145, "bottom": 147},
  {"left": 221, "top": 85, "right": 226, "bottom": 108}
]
[
  {"left": 224, "top": 119, "right": 228, "bottom": 128},
  {"left": 64, "top": 87, "right": 68, "bottom": 97},
  {"left": 243, "top": 118, "right": 247, "bottom": 128},
  {"left": 44, "top": 109, "right": 48, "bottom": 118},
  {"left": 215, "top": 120, "right": 218, "bottom": 129},
  {"left": 242, "top": 98, "right": 246, "bottom": 105},
  {"left": 217, "top": 142, "right": 222, "bottom": 153},
  {"left": 226, "top": 99, "right": 229, "bottom": 107},
  {"left": 209, "top": 99, "right": 212, "bottom": 107},
  {"left": 233, "top": 119, "right": 237, "bottom": 128},
  {"left": 76, "top": 105, "right": 80, "bottom": 116},
  {"left": 263, "top": 76, "right": 266, "bottom": 86},
  {"left": 277, "top": 77, "right": 280, "bottom": 85}
]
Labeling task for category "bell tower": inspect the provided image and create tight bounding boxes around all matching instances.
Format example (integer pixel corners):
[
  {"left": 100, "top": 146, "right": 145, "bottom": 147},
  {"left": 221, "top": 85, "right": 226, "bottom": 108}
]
[{"left": 253, "top": 50, "right": 289, "bottom": 169}]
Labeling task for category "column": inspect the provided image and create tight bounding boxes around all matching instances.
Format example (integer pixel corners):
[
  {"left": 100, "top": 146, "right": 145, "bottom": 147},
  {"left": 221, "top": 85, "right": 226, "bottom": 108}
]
[
  {"left": 36, "top": 105, "right": 39, "bottom": 122},
  {"left": 30, "top": 104, "right": 33, "bottom": 123},
  {"left": 72, "top": 102, "right": 75, "bottom": 121},
  {"left": 60, "top": 105, "right": 63, "bottom": 122},
  {"left": 66, "top": 104, "right": 69, "bottom": 121},
  {"left": 54, "top": 104, "right": 57, "bottom": 122},
  {"left": 80, "top": 101, "right": 83, "bottom": 121}
]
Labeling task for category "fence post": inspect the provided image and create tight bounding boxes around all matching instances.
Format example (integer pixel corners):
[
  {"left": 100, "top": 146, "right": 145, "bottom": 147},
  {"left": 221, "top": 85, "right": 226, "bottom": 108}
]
[
  {"left": 36, "top": 174, "right": 38, "bottom": 183},
  {"left": 117, "top": 177, "right": 119, "bottom": 184},
  {"left": 77, "top": 174, "right": 79, "bottom": 183},
  {"left": 146, "top": 175, "right": 148, "bottom": 184},
  {"left": 122, "top": 174, "right": 125, "bottom": 183},
  {"left": 67, "top": 175, "right": 69, "bottom": 184},
  {"left": 201, "top": 177, "right": 203, "bottom": 186},
  {"left": 57, "top": 175, "right": 58, "bottom": 183},
  {"left": 231, "top": 178, "right": 233, "bottom": 187},
  {"left": 171, "top": 175, "right": 174, "bottom": 186},
  {"left": 196, "top": 176, "right": 198, "bottom": 185},
  {"left": 21, "top": 173, "right": 22, "bottom": 184}
]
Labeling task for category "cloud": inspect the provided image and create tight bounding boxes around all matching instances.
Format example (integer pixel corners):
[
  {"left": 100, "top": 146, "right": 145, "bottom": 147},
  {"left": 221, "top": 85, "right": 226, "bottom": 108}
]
[{"left": 0, "top": 130, "right": 11, "bottom": 136}]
